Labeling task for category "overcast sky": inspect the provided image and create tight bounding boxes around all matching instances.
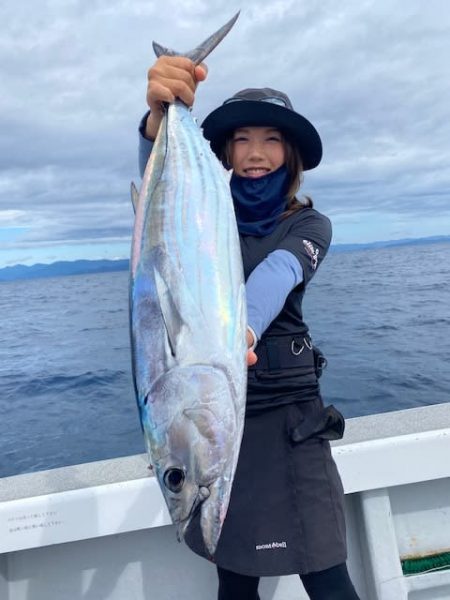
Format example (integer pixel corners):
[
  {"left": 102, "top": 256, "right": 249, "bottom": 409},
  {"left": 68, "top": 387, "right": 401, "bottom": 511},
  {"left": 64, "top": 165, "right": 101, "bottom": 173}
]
[{"left": 1, "top": 0, "right": 449, "bottom": 267}]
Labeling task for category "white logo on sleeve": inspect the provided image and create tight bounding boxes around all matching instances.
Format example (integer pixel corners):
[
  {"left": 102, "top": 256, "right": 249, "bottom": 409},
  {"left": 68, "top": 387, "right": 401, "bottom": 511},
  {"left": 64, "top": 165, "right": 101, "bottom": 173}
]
[{"left": 303, "top": 239, "right": 319, "bottom": 270}]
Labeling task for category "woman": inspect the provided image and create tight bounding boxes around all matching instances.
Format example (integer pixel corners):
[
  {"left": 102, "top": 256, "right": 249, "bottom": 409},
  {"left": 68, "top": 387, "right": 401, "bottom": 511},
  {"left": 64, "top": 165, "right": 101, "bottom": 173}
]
[{"left": 139, "top": 57, "right": 360, "bottom": 600}]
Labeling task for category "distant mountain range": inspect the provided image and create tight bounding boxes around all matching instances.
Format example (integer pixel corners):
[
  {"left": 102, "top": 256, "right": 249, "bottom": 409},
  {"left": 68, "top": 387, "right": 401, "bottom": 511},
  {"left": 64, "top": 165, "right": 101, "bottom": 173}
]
[
  {"left": 1, "top": 235, "right": 449, "bottom": 282},
  {"left": 328, "top": 234, "right": 450, "bottom": 253},
  {"left": 0, "top": 259, "right": 129, "bottom": 282}
]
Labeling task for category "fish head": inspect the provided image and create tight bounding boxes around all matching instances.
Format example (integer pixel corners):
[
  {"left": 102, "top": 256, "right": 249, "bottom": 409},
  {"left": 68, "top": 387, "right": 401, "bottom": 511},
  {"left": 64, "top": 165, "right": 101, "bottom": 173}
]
[{"left": 147, "top": 365, "right": 241, "bottom": 556}]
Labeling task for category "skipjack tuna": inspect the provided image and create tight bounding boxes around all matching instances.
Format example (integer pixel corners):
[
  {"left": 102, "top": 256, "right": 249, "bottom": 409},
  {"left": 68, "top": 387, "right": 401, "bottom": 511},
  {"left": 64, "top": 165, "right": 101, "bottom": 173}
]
[{"left": 129, "top": 14, "right": 247, "bottom": 556}]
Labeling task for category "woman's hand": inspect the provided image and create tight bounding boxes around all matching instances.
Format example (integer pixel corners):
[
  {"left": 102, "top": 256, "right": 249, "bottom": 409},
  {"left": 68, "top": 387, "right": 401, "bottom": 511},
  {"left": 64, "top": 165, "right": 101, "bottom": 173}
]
[
  {"left": 145, "top": 56, "right": 208, "bottom": 140},
  {"left": 246, "top": 329, "right": 258, "bottom": 367},
  {"left": 247, "top": 350, "right": 257, "bottom": 367}
]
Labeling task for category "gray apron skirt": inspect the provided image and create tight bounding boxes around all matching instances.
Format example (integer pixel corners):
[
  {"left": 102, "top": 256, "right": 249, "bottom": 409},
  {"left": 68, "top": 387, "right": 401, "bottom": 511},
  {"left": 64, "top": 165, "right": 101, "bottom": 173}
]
[{"left": 185, "top": 395, "right": 347, "bottom": 577}]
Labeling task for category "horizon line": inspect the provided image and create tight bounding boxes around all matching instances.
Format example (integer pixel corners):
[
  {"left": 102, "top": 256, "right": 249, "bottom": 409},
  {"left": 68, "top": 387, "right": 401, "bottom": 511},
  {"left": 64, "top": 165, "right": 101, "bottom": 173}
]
[{"left": 1, "top": 234, "right": 449, "bottom": 272}]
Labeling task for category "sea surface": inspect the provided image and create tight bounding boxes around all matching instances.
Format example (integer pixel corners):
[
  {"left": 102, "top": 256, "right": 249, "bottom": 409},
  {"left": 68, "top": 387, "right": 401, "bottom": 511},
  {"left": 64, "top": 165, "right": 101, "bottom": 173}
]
[{"left": 1, "top": 243, "right": 449, "bottom": 478}]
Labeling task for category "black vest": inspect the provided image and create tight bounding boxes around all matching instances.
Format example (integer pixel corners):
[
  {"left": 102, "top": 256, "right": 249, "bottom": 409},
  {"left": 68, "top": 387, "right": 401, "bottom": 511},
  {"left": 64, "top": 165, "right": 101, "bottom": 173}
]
[{"left": 240, "top": 207, "right": 332, "bottom": 410}]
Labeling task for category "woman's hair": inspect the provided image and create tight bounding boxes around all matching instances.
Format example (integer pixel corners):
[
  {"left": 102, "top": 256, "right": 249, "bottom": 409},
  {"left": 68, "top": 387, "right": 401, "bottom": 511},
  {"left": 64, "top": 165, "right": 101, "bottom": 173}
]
[
  {"left": 221, "top": 130, "right": 313, "bottom": 217},
  {"left": 282, "top": 133, "right": 314, "bottom": 215}
]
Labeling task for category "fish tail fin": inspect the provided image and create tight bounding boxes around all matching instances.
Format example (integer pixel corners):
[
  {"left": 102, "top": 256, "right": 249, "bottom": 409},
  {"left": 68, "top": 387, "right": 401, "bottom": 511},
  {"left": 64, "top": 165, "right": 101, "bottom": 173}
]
[
  {"left": 152, "top": 42, "right": 178, "bottom": 58},
  {"left": 152, "top": 12, "right": 239, "bottom": 65}
]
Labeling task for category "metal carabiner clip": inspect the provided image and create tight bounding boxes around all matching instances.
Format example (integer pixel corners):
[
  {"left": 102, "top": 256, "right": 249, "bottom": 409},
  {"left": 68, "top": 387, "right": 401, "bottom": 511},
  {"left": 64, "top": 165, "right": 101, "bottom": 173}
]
[{"left": 291, "top": 339, "right": 305, "bottom": 355}]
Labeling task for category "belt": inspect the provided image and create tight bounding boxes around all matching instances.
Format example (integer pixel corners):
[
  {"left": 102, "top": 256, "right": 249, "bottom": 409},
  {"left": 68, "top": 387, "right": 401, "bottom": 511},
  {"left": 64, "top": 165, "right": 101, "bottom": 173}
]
[{"left": 249, "top": 334, "right": 315, "bottom": 371}]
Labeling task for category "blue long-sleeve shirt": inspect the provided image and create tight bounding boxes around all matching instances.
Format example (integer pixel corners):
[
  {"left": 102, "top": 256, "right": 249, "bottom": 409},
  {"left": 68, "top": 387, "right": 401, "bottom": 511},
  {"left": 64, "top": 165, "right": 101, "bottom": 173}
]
[
  {"left": 246, "top": 249, "right": 303, "bottom": 343},
  {"left": 138, "top": 117, "right": 304, "bottom": 346}
]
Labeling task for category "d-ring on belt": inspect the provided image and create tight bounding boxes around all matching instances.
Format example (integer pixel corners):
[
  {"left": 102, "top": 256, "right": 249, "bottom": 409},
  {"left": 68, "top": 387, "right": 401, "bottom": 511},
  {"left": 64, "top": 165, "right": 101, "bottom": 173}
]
[{"left": 248, "top": 335, "right": 315, "bottom": 371}]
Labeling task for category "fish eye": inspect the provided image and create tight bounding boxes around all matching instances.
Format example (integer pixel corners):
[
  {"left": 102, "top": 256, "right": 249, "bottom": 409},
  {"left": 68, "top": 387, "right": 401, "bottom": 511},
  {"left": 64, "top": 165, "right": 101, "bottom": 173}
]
[{"left": 163, "top": 468, "right": 185, "bottom": 493}]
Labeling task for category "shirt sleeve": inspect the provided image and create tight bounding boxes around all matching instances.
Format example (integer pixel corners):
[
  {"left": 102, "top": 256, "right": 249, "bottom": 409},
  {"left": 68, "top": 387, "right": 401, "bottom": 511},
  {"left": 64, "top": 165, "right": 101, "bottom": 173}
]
[
  {"left": 276, "top": 209, "right": 332, "bottom": 287},
  {"left": 246, "top": 249, "right": 304, "bottom": 341},
  {"left": 138, "top": 110, "right": 154, "bottom": 178}
]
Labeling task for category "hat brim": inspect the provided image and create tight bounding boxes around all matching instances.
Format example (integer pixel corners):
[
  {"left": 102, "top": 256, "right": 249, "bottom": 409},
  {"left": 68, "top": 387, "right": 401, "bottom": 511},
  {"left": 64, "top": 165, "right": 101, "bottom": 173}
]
[{"left": 201, "top": 101, "right": 322, "bottom": 171}]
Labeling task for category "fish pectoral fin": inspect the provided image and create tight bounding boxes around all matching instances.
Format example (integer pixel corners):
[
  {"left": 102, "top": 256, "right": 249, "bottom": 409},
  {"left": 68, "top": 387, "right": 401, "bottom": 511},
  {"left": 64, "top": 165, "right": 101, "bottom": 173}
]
[
  {"left": 130, "top": 182, "right": 139, "bottom": 214},
  {"left": 152, "top": 263, "right": 184, "bottom": 358},
  {"left": 152, "top": 248, "right": 209, "bottom": 358}
]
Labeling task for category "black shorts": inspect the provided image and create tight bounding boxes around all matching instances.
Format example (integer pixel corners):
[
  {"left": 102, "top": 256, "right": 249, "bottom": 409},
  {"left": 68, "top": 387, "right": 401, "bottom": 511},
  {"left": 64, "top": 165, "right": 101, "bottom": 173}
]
[{"left": 185, "top": 398, "right": 347, "bottom": 576}]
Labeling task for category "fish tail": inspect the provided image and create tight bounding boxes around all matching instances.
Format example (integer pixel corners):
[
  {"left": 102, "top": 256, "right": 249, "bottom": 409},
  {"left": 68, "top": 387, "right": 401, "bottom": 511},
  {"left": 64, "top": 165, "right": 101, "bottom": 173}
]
[{"left": 152, "top": 12, "right": 239, "bottom": 65}]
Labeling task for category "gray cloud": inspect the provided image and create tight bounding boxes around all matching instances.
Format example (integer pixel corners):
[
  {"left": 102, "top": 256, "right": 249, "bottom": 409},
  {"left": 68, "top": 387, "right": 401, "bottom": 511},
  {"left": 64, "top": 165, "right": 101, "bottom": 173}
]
[{"left": 1, "top": 0, "right": 449, "bottom": 266}]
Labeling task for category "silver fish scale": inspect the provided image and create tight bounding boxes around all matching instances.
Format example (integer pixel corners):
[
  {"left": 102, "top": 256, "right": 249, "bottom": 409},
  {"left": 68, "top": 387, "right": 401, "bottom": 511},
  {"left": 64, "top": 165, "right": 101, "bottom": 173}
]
[
  {"left": 134, "top": 102, "right": 246, "bottom": 384},
  {"left": 159, "top": 104, "right": 242, "bottom": 345}
]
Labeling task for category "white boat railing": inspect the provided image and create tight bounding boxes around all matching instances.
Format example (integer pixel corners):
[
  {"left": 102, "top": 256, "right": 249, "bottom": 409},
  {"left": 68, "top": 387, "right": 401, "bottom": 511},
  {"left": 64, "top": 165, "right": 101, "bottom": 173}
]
[{"left": 1, "top": 402, "right": 450, "bottom": 599}]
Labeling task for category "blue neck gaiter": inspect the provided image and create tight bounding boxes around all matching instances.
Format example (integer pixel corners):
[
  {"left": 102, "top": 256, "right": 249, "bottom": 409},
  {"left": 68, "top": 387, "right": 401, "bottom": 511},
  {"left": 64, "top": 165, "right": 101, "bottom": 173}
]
[{"left": 230, "top": 165, "right": 290, "bottom": 237}]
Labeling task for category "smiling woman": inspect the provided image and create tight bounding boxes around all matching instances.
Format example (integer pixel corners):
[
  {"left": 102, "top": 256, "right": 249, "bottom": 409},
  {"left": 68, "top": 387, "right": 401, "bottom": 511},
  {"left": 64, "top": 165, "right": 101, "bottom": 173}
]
[{"left": 138, "top": 49, "right": 360, "bottom": 597}]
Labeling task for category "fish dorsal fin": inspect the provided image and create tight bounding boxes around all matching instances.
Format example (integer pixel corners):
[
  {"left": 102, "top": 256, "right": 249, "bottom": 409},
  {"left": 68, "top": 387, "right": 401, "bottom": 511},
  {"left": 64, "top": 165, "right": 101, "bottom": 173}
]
[
  {"left": 152, "top": 12, "right": 239, "bottom": 66},
  {"left": 130, "top": 181, "right": 139, "bottom": 214}
]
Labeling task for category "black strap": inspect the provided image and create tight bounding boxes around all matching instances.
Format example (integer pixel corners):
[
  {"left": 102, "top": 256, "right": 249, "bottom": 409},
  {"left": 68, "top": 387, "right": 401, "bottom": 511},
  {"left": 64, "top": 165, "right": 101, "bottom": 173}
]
[
  {"left": 265, "top": 337, "right": 281, "bottom": 370},
  {"left": 249, "top": 334, "right": 315, "bottom": 371}
]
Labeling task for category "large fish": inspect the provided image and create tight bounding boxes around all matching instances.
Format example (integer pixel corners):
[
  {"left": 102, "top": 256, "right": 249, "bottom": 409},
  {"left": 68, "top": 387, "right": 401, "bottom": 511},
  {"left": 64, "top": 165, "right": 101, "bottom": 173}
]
[{"left": 129, "top": 14, "right": 247, "bottom": 556}]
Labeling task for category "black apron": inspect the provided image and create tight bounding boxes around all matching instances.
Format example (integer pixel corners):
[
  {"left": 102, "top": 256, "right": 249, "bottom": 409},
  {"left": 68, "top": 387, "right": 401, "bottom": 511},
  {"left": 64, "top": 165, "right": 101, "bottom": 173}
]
[{"left": 185, "top": 389, "right": 347, "bottom": 576}]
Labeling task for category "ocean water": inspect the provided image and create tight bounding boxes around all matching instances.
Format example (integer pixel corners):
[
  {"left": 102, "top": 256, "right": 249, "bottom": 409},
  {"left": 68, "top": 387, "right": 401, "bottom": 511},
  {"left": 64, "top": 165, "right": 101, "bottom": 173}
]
[{"left": 1, "top": 243, "right": 449, "bottom": 478}]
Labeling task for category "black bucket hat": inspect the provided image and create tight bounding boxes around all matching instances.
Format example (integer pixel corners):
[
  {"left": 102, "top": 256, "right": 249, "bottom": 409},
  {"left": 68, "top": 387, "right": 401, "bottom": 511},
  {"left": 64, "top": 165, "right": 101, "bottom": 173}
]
[{"left": 202, "top": 88, "right": 322, "bottom": 171}]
